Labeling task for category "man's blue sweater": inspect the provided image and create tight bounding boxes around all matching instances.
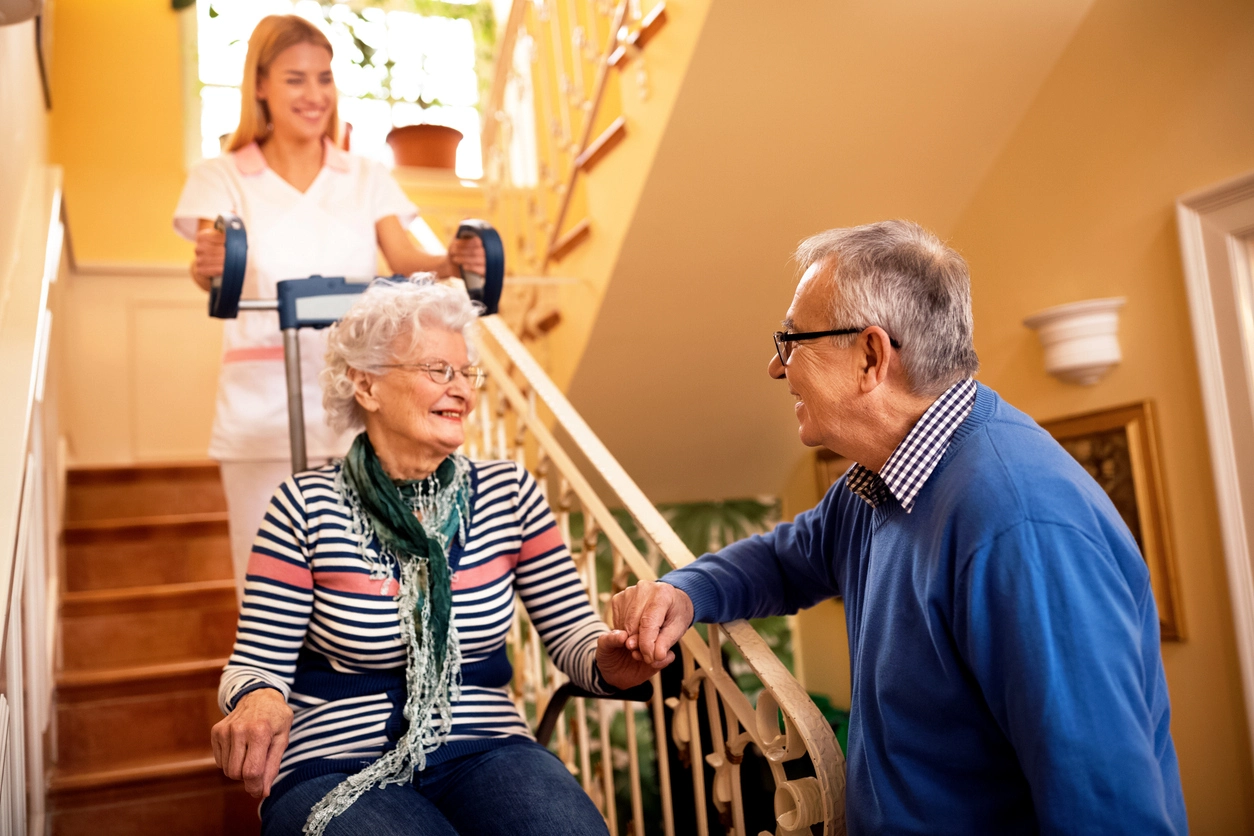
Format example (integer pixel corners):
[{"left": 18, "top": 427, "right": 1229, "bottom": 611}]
[{"left": 664, "top": 385, "right": 1186, "bottom": 834}]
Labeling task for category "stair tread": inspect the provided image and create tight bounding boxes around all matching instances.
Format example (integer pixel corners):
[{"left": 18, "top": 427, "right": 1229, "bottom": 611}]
[
  {"left": 575, "top": 116, "right": 627, "bottom": 172},
  {"left": 63, "top": 579, "right": 236, "bottom": 605},
  {"left": 65, "top": 511, "right": 229, "bottom": 532},
  {"left": 58, "top": 658, "right": 228, "bottom": 690},
  {"left": 50, "top": 750, "right": 219, "bottom": 793},
  {"left": 67, "top": 461, "right": 220, "bottom": 480}
]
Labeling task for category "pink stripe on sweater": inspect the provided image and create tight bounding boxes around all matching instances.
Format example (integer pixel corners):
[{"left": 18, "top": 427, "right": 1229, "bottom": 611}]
[
  {"left": 314, "top": 570, "right": 397, "bottom": 597},
  {"left": 519, "top": 526, "right": 564, "bottom": 564},
  {"left": 246, "top": 552, "right": 313, "bottom": 589},
  {"left": 451, "top": 553, "right": 517, "bottom": 591}
]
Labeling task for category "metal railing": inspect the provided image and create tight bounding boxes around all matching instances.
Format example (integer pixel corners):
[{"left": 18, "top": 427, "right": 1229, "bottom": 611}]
[{"left": 467, "top": 315, "right": 845, "bottom": 836}]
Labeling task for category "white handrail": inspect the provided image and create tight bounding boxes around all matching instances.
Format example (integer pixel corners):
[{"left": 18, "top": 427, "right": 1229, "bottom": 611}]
[
  {"left": 0, "top": 164, "right": 63, "bottom": 835},
  {"left": 473, "top": 314, "right": 846, "bottom": 835}
]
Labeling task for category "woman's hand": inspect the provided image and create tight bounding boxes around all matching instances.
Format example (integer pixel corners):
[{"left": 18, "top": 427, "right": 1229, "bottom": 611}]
[
  {"left": 596, "top": 629, "right": 670, "bottom": 691},
  {"left": 211, "top": 688, "right": 293, "bottom": 798},
  {"left": 446, "top": 233, "right": 486, "bottom": 276},
  {"left": 191, "top": 222, "right": 226, "bottom": 292}
]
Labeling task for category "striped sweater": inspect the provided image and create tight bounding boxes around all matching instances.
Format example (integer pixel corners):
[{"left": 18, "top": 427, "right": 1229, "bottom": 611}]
[{"left": 218, "top": 459, "right": 611, "bottom": 798}]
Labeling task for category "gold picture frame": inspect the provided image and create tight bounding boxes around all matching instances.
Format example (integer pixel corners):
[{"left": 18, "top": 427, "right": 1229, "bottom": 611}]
[
  {"left": 814, "top": 448, "right": 852, "bottom": 497},
  {"left": 1042, "top": 401, "right": 1185, "bottom": 641},
  {"left": 813, "top": 400, "right": 1185, "bottom": 641}
]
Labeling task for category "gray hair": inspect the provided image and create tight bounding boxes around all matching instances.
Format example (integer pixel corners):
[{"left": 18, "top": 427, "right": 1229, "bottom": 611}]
[
  {"left": 321, "top": 277, "right": 480, "bottom": 433},
  {"left": 793, "top": 220, "right": 979, "bottom": 396}
]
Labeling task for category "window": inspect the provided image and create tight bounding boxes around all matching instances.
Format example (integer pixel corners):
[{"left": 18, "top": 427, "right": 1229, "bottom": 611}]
[{"left": 193, "top": 0, "right": 484, "bottom": 178}]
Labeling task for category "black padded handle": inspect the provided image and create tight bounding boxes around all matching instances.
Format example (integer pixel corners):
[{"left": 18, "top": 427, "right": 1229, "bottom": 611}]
[
  {"left": 208, "top": 213, "right": 248, "bottom": 319},
  {"left": 457, "top": 219, "right": 505, "bottom": 316}
]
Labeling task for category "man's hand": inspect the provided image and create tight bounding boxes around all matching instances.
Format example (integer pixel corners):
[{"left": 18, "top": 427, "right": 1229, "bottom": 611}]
[
  {"left": 191, "top": 226, "right": 226, "bottom": 291},
  {"left": 446, "top": 233, "right": 486, "bottom": 276},
  {"left": 211, "top": 688, "right": 293, "bottom": 799},
  {"left": 611, "top": 580, "right": 694, "bottom": 668}
]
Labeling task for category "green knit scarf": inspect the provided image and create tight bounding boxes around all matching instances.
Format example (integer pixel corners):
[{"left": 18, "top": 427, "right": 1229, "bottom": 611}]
[{"left": 304, "top": 432, "right": 470, "bottom": 836}]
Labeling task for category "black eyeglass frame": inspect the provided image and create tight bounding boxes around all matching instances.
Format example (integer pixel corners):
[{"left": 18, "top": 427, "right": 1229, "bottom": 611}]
[
  {"left": 379, "top": 361, "right": 487, "bottom": 389},
  {"left": 773, "top": 327, "right": 902, "bottom": 366}
]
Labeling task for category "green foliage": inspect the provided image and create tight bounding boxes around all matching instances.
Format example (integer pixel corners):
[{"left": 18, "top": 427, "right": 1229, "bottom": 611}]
[{"left": 663, "top": 498, "right": 779, "bottom": 557}]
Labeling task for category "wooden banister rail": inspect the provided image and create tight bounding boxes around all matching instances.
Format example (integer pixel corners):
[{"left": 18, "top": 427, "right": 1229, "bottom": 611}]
[
  {"left": 480, "top": 0, "right": 666, "bottom": 274},
  {"left": 470, "top": 315, "right": 846, "bottom": 836}
]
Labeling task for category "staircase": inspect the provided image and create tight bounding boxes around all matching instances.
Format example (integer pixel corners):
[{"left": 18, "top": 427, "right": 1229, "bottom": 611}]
[{"left": 49, "top": 464, "right": 259, "bottom": 835}]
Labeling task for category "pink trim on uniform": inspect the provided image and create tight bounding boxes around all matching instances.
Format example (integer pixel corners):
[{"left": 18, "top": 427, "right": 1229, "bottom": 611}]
[
  {"left": 234, "top": 143, "right": 268, "bottom": 176},
  {"left": 451, "top": 553, "right": 519, "bottom": 591},
  {"left": 233, "top": 138, "right": 350, "bottom": 177},
  {"left": 246, "top": 552, "right": 313, "bottom": 589},
  {"left": 323, "top": 137, "right": 351, "bottom": 173},
  {"left": 519, "top": 526, "right": 565, "bottom": 564},
  {"left": 223, "top": 346, "right": 285, "bottom": 364}
]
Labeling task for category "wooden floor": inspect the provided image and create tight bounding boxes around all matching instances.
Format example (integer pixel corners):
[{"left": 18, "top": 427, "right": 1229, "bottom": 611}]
[{"left": 49, "top": 463, "right": 261, "bottom": 835}]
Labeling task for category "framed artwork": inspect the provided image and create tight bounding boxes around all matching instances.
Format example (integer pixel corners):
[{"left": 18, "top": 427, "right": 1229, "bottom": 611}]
[
  {"left": 813, "top": 401, "right": 1185, "bottom": 642},
  {"left": 1042, "top": 401, "right": 1185, "bottom": 641},
  {"left": 814, "top": 448, "right": 852, "bottom": 497}
]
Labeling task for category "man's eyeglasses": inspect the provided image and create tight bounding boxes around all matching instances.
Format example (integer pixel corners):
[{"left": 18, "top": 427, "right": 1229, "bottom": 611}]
[
  {"left": 773, "top": 328, "right": 902, "bottom": 366},
  {"left": 380, "top": 362, "right": 487, "bottom": 389}
]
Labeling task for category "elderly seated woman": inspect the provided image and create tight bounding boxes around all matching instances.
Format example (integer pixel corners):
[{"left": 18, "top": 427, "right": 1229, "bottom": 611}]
[{"left": 211, "top": 279, "right": 665, "bottom": 836}]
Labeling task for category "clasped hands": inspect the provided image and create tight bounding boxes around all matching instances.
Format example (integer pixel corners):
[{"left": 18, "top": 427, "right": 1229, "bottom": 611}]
[{"left": 596, "top": 580, "right": 695, "bottom": 689}]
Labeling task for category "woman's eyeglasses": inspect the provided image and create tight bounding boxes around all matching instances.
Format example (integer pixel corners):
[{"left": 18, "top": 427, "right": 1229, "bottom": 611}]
[
  {"left": 381, "top": 362, "right": 487, "bottom": 389},
  {"left": 773, "top": 328, "right": 902, "bottom": 366}
]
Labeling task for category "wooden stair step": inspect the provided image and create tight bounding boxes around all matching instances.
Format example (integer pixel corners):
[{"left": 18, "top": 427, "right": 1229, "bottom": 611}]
[
  {"left": 609, "top": 1, "right": 668, "bottom": 66},
  {"left": 66, "top": 462, "right": 225, "bottom": 523},
  {"left": 49, "top": 753, "right": 261, "bottom": 836},
  {"left": 64, "top": 510, "right": 229, "bottom": 533},
  {"left": 575, "top": 116, "right": 627, "bottom": 172},
  {"left": 549, "top": 218, "right": 592, "bottom": 263},
  {"left": 62, "top": 579, "right": 237, "bottom": 617},
  {"left": 57, "top": 686, "right": 221, "bottom": 771},
  {"left": 64, "top": 514, "right": 232, "bottom": 592},
  {"left": 51, "top": 750, "right": 220, "bottom": 794},
  {"left": 60, "top": 583, "right": 238, "bottom": 672},
  {"left": 58, "top": 658, "right": 227, "bottom": 702}
]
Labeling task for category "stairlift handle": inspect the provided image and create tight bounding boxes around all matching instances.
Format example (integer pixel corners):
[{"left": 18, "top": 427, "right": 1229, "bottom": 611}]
[{"left": 456, "top": 220, "right": 505, "bottom": 316}]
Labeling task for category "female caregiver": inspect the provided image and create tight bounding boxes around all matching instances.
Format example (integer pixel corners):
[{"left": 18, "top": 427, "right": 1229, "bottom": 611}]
[
  {"left": 173, "top": 14, "right": 484, "bottom": 601},
  {"left": 211, "top": 279, "right": 662, "bottom": 835}
]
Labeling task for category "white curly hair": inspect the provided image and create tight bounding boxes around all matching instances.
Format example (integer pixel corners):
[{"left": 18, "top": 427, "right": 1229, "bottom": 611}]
[{"left": 321, "top": 277, "right": 480, "bottom": 433}]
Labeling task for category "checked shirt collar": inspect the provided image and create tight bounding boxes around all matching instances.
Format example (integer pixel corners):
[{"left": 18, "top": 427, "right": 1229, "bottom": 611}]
[{"left": 845, "top": 378, "right": 977, "bottom": 513}]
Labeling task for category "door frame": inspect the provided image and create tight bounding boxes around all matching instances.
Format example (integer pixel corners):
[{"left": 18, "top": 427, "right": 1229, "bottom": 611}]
[{"left": 1177, "top": 169, "right": 1254, "bottom": 758}]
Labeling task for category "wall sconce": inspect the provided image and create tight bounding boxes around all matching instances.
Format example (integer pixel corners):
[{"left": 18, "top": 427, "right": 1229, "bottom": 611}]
[{"left": 1023, "top": 297, "right": 1126, "bottom": 385}]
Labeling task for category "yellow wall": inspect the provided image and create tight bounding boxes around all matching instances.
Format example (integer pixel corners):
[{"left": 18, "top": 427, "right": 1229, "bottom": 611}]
[
  {"left": 947, "top": 0, "right": 1254, "bottom": 830},
  {"left": 49, "top": 0, "right": 191, "bottom": 264},
  {"left": 543, "top": 0, "right": 713, "bottom": 390},
  {"left": 45, "top": 0, "right": 217, "bottom": 464}
]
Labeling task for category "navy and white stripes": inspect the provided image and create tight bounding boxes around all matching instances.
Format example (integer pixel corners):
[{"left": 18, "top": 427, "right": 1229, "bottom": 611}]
[
  {"left": 218, "top": 459, "right": 611, "bottom": 793},
  {"left": 845, "top": 377, "right": 977, "bottom": 512}
]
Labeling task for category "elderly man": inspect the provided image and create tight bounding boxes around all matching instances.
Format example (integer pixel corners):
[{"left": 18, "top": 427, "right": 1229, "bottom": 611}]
[{"left": 612, "top": 220, "right": 1186, "bottom": 834}]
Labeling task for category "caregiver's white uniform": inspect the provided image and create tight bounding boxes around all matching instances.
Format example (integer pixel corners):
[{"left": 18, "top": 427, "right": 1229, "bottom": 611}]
[{"left": 173, "top": 138, "right": 418, "bottom": 598}]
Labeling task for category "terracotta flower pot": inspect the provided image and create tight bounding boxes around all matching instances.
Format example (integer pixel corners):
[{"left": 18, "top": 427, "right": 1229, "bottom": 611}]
[{"left": 386, "top": 124, "right": 464, "bottom": 169}]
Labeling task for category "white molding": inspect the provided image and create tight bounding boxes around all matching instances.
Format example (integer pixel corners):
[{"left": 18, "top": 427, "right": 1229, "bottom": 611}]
[
  {"left": 71, "top": 261, "right": 189, "bottom": 279},
  {"left": 1176, "top": 168, "right": 1254, "bottom": 763}
]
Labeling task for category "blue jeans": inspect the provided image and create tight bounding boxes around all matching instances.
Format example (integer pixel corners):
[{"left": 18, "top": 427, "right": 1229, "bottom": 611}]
[{"left": 260, "top": 741, "right": 610, "bottom": 836}]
